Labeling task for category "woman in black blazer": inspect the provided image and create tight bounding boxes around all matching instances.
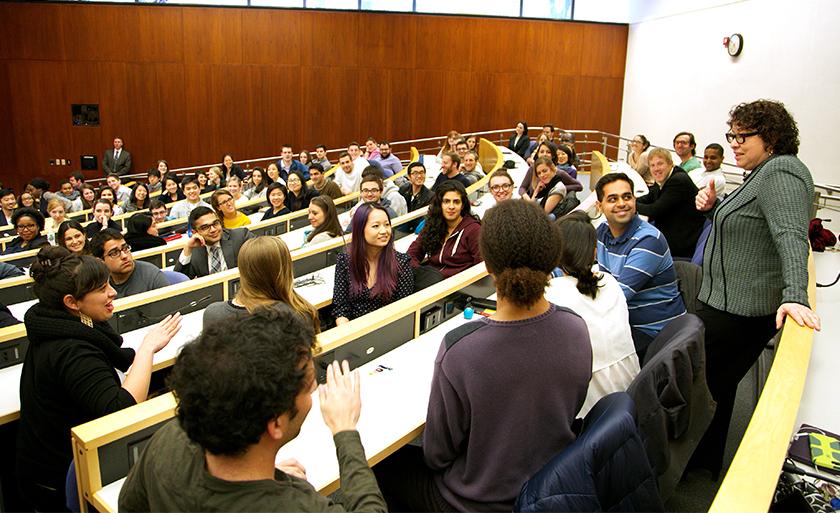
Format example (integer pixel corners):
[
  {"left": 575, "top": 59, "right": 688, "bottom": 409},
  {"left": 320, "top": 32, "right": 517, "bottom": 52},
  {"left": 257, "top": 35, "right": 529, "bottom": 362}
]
[{"left": 508, "top": 120, "right": 531, "bottom": 159}]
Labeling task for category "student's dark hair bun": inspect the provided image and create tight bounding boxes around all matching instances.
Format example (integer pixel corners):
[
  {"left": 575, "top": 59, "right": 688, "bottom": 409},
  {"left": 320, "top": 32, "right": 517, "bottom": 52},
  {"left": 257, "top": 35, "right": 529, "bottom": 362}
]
[
  {"left": 29, "top": 246, "right": 72, "bottom": 283},
  {"left": 30, "top": 246, "right": 110, "bottom": 310}
]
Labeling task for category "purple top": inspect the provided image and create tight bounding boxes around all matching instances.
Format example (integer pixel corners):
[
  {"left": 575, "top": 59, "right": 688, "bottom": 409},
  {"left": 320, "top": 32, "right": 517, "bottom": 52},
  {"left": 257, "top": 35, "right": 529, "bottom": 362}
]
[{"left": 423, "top": 303, "right": 592, "bottom": 512}]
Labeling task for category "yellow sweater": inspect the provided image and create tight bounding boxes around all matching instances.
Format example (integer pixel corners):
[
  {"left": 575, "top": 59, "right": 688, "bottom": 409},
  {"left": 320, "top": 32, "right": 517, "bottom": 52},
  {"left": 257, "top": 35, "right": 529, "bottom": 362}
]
[{"left": 222, "top": 212, "right": 251, "bottom": 229}]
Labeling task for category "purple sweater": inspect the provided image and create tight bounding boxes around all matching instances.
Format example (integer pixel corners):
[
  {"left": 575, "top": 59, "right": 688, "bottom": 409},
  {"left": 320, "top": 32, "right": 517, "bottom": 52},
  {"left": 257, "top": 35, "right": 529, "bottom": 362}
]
[{"left": 423, "top": 304, "right": 592, "bottom": 512}]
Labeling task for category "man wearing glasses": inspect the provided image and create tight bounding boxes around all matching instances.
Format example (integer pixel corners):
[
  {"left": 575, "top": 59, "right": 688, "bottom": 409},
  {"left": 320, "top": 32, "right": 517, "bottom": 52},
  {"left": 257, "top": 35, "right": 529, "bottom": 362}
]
[
  {"left": 398, "top": 162, "right": 433, "bottom": 233},
  {"left": 90, "top": 229, "right": 169, "bottom": 298},
  {"left": 174, "top": 206, "right": 253, "bottom": 279}
]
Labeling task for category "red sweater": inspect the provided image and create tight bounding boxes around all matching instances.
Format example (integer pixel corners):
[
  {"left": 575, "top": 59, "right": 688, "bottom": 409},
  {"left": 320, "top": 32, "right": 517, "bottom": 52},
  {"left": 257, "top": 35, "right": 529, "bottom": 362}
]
[{"left": 407, "top": 215, "right": 482, "bottom": 278}]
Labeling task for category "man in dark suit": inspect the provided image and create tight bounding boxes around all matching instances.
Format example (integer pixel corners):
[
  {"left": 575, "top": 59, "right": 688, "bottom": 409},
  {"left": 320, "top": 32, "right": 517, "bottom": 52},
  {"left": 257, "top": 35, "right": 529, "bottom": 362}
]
[
  {"left": 174, "top": 206, "right": 253, "bottom": 279},
  {"left": 636, "top": 147, "right": 706, "bottom": 259},
  {"left": 103, "top": 136, "right": 132, "bottom": 177}
]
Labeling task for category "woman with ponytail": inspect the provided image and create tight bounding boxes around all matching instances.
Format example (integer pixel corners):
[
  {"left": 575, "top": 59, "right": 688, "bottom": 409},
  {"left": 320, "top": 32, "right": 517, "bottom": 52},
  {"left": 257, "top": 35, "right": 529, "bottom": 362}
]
[
  {"left": 375, "top": 199, "right": 592, "bottom": 512},
  {"left": 332, "top": 203, "right": 413, "bottom": 325},
  {"left": 545, "top": 211, "right": 640, "bottom": 417},
  {"left": 17, "top": 246, "right": 181, "bottom": 511},
  {"left": 203, "top": 236, "right": 321, "bottom": 334}
]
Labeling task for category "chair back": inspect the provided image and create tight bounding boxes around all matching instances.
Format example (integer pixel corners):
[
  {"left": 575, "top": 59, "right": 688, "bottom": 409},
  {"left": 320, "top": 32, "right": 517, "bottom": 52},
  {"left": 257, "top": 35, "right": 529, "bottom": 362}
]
[
  {"left": 162, "top": 270, "right": 190, "bottom": 285},
  {"left": 690, "top": 219, "right": 712, "bottom": 266},
  {"left": 628, "top": 314, "right": 715, "bottom": 500},
  {"left": 673, "top": 261, "right": 702, "bottom": 315},
  {"left": 66, "top": 460, "right": 81, "bottom": 512},
  {"left": 515, "top": 392, "right": 663, "bottom": 512}
]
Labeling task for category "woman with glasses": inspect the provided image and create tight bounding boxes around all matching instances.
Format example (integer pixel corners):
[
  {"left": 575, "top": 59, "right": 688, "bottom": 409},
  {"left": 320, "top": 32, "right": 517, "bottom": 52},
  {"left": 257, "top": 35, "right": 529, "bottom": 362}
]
[
  {"left": 488, "top": 171, "right": 515, "bottom": 203},
  {"left": 3, "top": 208, "right": 49, "bottom": 254},
  {"left": 17, "top": 245, "right": 180, "bottom": 511},
  {"left": 332, "top": 203, "right": 413, "bottom": 325},
  {"left": 693, "top": 99, "right": 820, "bottom": 477},
  {"left": 286, "top": 170, "right": 315, "bottom": 212},
  {"left": 211, "top": 189, "right": 251, "bottom": 229}
]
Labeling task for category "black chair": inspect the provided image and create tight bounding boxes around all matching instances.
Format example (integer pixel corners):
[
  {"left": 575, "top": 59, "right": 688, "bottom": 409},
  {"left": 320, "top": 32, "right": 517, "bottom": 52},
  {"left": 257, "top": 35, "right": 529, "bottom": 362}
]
[
  {"left": 628, "top": 313, "right": 715, "bottom": 500},
  {"left": 673, "top": 261, "right": 702, "bottom": 315},
  {"left": 515, "top": 392, "right": 663, "bottom": 512}
]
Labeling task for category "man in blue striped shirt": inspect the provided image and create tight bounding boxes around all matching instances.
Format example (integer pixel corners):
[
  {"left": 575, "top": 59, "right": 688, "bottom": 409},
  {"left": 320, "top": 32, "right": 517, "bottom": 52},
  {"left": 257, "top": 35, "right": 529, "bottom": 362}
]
[{"left": 595, "top": 173, "right": 686, "bottom": 358}]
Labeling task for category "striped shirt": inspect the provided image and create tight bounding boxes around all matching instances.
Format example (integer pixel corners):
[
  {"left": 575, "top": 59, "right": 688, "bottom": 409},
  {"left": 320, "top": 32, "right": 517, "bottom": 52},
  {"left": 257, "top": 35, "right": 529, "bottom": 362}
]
[{"left": 596, "top": 215, "right": 686, "bottom": 339}]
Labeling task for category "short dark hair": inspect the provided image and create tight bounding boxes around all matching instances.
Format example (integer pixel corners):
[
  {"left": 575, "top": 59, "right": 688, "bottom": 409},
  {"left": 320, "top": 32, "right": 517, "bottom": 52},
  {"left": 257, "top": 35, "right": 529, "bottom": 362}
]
[
  {"left": 595, "top": 172, "right": 634, "bottom": 202},
  {"left": 148, "top": 168, "right": 161, "bottom": 179},
  {"left": 315, "top": 144, "right": 327, "bottom": 152},
  {"left": 189, "top": 206, "right": 215, "bottom": 229},
  {"left": 281, "top": 144, "right": 293, "bottom": 152},
  {"left": 705, "top": 143, "right": 725, "bottom": 156},
  {"left": 168, "top": 308, "right": 315, "bottom": 456},
  {"left": 360, "top": 174, "right": 383, "bottom": 191},
  {"left": 150, "top": 199, "right": 167, "bottom": 211},
  {"left": 361, "top": 165, "right": 384, "bottom": 180},
  {"left": 348, "top": 141, "right": 361, "bottom": 150},
  {"left": 673, "top": 131, "right": 697, "bottom": 155},
  {"left": 480, "top": 199, "right": 559, "bottom": 307},
  {"left": 0, "top": 188, "right": 14, "bottom": 200},
  {"left": 29, "top": 178, "right": 49, "bottom": 191},
  {"left": 107, "top": 173, "right": 121, "bottom": 181},
  {"left": 338, "top": 152, "right": 351, "bottom": 161},
  {"left": 71, "top": 172, "right": 85, "bottom": 182},
  {"left": 379, "top": 141, "right": 390, "bottom": 148},
  {"left": 182, "top": 177, "right": 200, "bottom": 189},
  {"left": 444, "top": 152, "right": 461, "bottom": 167},
  {"left": 12, "top": 208, "right": 45, "bottom": 231},
  {"left": 59, "top": 180, "right": 72, "bottom": 188},
  {"left": 308, "top": 163, "right": 324, "bottom": 174},
  {"left": 728, "top": 99, "right": 799, "bottom": 155},
  {"left": 89, "top": 229, "right": 125, "bottom": 259},
  {"left": 29, "top": 246, "right": 110, "bottom": 310}
]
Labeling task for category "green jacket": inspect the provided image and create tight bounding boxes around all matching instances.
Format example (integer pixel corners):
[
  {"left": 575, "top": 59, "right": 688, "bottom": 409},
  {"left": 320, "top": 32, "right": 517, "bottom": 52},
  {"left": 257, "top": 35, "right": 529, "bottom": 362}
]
[
  {"left": 699, "top": 154, "right": 814, "bottom": 316},
  {"left": 119, "top": 420, "right": 387, "bottom": 513}
]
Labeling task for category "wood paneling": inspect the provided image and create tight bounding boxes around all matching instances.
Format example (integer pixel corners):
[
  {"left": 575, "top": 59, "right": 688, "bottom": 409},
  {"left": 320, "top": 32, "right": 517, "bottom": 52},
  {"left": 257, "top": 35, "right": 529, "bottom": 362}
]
[{"left": 0, "top": 2, "right": 628, "bottom": 192}]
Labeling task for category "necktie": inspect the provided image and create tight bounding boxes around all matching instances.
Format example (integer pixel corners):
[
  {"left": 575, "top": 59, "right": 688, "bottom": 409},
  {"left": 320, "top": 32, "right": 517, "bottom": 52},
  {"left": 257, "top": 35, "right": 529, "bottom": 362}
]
[
  {"left": 209, "top": 245, "right": 223, "bottom": 274},
  {"left": 115, "top": 150, "right": 120, "bottom": 161}
]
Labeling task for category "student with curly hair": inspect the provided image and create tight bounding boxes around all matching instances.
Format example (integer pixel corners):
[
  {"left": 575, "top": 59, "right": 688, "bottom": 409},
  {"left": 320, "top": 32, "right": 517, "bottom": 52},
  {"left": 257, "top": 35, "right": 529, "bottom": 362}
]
[
  {"left": 406, "top": 181, "right": 482, "bottom": 285},
  {"left": 376, "top": 199, "right": 592, "bottom": 512},
  {"left": 119, "top": 309, "right": 386, "bottom": 513}
]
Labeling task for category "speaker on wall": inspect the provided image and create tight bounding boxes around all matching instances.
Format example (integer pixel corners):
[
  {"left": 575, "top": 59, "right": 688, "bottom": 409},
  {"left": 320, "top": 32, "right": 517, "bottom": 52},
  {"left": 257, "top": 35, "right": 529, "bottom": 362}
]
[{"left": 80, "top": 155, "right": 97, "bottom": 170}]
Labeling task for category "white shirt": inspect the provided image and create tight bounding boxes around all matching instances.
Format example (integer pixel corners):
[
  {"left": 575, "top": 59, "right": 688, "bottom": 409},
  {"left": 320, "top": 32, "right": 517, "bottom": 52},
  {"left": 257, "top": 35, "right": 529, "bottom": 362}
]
[
  {"left": 688, "top": 167, "right": 726, "bottom": 192},
  {"left": 333, "top": 167, "right": 361, "bottom": 195},
  {"left": 545, "top": 273, "right": 641, "bottom": 416}
]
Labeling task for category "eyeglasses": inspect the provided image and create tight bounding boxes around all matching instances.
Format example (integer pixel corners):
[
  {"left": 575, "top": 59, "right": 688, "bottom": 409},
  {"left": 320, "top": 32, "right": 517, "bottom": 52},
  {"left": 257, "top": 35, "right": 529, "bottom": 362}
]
[
  {"left": 16, "top": 223, "right": 38, "bottom": 231},
  {"left": 490, "top": 184, "right": 512, "bottom": 192},
  {"left": 105, "top": 244, "right": 132, "bottom": 259},
  {"left": 218, "top": 197, "right": 234, "bottom": 207},
  {"left": 725, "top": 131, "right": 760, "bottom": 144},
  {"left": 410, "top": 170, "right": 426, "bottom": 176},
  {"left": 361, "top": 188, "right": 381, "bottom": 195},
  {"left": 196, "top": 219, "right": 222, "bottom": 232}
]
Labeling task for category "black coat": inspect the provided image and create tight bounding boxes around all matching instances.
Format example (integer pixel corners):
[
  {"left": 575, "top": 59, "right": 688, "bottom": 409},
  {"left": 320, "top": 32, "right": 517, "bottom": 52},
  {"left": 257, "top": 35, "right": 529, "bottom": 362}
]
[
  {"left": 636, "top": 167, "right": 705, "bottom": 259},
  {"left": 508, "top": 134, "right": 531, "bottom": 159}
]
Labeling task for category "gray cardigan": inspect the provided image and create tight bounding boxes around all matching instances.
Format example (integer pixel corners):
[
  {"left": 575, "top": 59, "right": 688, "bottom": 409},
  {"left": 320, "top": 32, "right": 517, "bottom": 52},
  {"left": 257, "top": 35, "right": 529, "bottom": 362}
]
[{"left": 699, "top": 154, "right": 814, "bottom": 316}]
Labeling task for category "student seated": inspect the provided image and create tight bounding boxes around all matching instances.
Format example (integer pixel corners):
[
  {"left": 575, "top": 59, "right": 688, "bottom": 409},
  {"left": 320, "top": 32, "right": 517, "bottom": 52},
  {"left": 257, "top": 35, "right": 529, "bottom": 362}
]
[
  {"left": 308, "top": 163, "right": 342, "bottom": 201},
  {"left": 342, "top": 173, "right": 398, "bottom": 232},
  {"left": 364, "top": 166, "right": 407, "bottom": 216},
  {"left": 203, "top": 236, "right": 320, "bottom": 333},
  {"left": 4, "top": 208, "right": 49, "bottom": 254},
  {"left": 90, "top": 229, "right": 170, "bottom": 298},
  {"left": 122, "top": 183, "right": 151, "bottom": 213},
  {"left": 211, "top": 189, "right": 251, "bottom": 229},
  {"left": 124, "top": 213, "right": 167, "bottom": 252},
  {"left": 518, "top": 141, "right": 582, "bottom": 200},
  {"left": 286, "top": 171, "right": 316, "bottom": 212},
  {"left": 97, "top": 188, "right": 124, "bottom": 216},
  {"left": 169, "top": 178, "right": 211, "bottom": 220},
  {"left": 84, "top": 198, "right": 122, "bottom": 237},
  {"left": 546, "top": 211, "right": 640, "bottom": 416},
  {"left": 57, "top": 219, "right": 90, "bottom": 255},
  {"left": 243, "top": 167, "right": 271, "bottom": 201},
  {"left": 399, "top": 162, "right": 433, "bottom": 213},
  {"left": 488, "top": 170, "right": 515, "bottom": 203},
  {"left": 119, "top": 310, "right": 387, "bottom": 513},
  {"left": 332, "top": 204, "right": 414, "bottom": 325},
  {"left": 407, "top": 181, "right": 482, "bottom": 281},
  {"left": 594, "top": 173, "right": 686, "bottom": 357},
  {"left": 162, "top": 176, "right": 186, "bottom": 203},
  {"left": 375, "top": 199, "right": 592, "bottom": 512},
  {"left": 530, "top": 157, "right": 568, "bottom": 214},
  {"left": 303, "top": 196, "right": 343, "bottom": 247},
  {"left": 636, "top": 147, "right": 706, "bottom": 259},
  {"left": 17, "top": 246, "right": 180, "bottom": 512},
  {"left": 261, "top": 182, "right": 291, "bottom": 221},
  {"left": 147, "top": 167, "right": 163, "bottom": 194},
  {"left": 44, "top": 198, "right": 68, "bottom": 234},
  {"left": 431, "top": 152, "right": 470, "bottom": 191},
  {"left": 174, "top": 206, "right": 254, "bottom": 278}
]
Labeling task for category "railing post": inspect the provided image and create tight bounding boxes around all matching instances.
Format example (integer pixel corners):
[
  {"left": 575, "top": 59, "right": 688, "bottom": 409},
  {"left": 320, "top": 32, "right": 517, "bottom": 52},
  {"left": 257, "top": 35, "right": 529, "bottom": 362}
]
[{"left": 601, "top": 134, "right": 608, "bottom": 159}]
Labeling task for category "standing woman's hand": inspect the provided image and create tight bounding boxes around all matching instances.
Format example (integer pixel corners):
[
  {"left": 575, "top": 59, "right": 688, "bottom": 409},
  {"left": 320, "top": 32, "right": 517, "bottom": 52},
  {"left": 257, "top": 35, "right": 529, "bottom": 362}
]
[{"left": 776, "top": 303, "right": 821, "bottom": 330}]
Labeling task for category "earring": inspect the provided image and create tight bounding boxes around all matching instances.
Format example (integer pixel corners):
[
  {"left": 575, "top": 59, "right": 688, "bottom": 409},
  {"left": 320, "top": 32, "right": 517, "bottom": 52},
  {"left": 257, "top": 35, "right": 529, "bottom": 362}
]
[{"left": 80, "top": 313, "right": 93, "bottom": 328}]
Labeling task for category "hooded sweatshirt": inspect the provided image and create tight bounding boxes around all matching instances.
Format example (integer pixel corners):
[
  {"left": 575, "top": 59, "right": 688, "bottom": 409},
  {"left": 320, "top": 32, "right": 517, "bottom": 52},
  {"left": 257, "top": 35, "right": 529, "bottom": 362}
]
[{"left": 407, "top": 215, "right": 482, "bottom": 278}]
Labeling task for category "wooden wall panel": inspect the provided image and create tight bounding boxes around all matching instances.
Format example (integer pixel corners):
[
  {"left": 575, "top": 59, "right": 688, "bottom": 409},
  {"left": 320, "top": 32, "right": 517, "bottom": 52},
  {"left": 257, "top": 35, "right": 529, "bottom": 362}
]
[{"left": 0, "top": 3, "right": 627, "bottom": 192}]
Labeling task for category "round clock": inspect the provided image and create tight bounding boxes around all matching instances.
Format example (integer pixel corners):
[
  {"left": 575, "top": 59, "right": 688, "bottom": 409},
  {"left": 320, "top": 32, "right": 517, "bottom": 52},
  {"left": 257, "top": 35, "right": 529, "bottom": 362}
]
[{"left": 728, "top": 33, "right": 743, "bottom": 57}]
